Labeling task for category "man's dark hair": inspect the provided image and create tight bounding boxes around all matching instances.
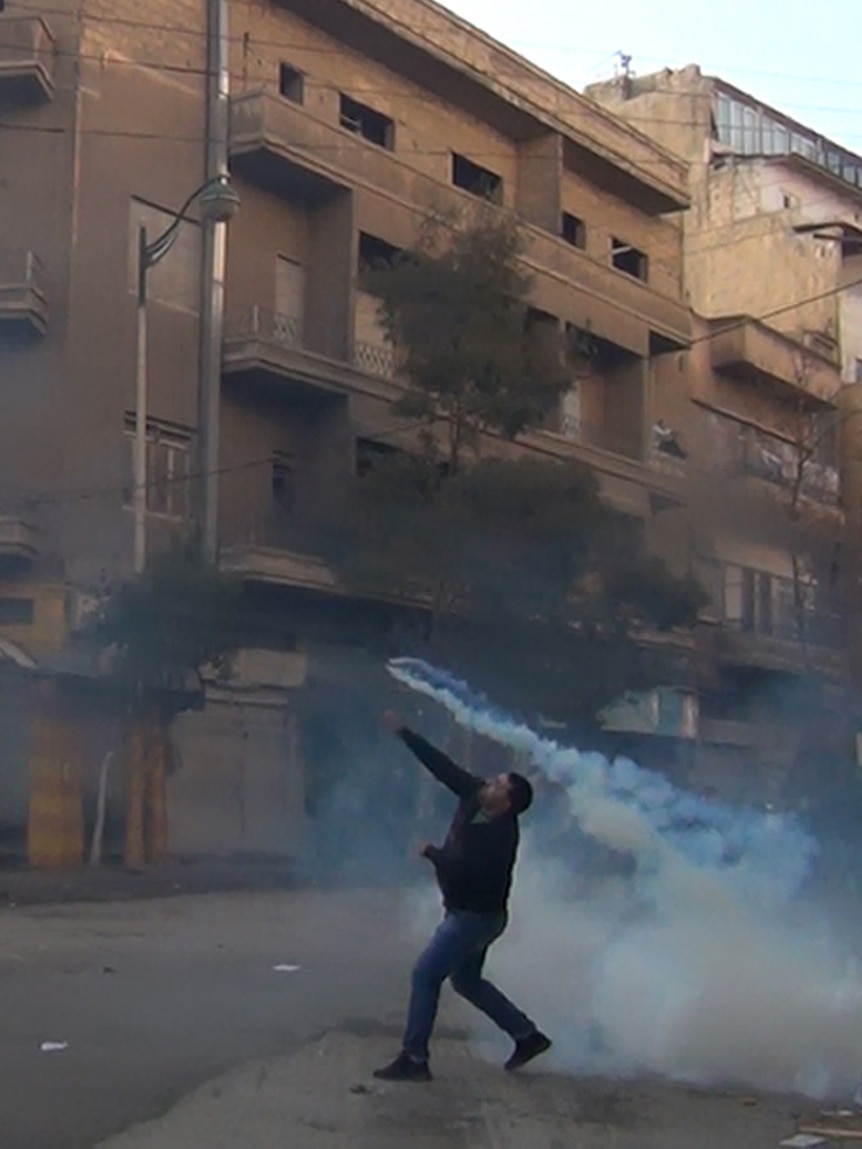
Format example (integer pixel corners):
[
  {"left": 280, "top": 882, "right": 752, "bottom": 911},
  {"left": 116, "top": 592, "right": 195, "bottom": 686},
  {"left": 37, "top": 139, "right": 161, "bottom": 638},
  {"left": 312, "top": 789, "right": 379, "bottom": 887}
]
[{"left": 507, "top": 772, "right": 534, "bottom": 815}]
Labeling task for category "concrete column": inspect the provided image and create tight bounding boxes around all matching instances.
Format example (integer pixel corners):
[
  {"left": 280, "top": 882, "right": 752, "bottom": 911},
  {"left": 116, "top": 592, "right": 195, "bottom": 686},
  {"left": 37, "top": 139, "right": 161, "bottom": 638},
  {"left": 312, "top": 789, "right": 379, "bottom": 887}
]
[
  {"left": 307, "top": 189, "right": 355, "bottom": 361},
  {"left": 516, "top": 132, "right": 563, "bottom": 234}
]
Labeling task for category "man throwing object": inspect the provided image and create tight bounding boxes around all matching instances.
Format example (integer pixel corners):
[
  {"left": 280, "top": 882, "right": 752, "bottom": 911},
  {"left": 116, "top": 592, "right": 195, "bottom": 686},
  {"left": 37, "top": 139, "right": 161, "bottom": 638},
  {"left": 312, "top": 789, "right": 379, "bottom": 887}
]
[{"left": 374, "top": 712, "right": 551, "bottom": 1082}]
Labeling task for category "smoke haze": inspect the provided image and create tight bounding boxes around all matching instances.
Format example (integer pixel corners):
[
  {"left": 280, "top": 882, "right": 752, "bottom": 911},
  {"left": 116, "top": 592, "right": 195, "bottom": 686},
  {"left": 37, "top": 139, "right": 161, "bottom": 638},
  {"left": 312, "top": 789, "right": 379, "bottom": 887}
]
[{"left": 390, "top": 658, "right": 862, "bottom": 1099}]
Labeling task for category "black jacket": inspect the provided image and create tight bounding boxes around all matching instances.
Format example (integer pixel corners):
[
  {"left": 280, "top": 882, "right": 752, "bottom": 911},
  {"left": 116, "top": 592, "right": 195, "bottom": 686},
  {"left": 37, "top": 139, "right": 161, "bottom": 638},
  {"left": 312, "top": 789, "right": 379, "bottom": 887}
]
[{"left": 399, "top": 728, "right": 519, "bottom": 915}]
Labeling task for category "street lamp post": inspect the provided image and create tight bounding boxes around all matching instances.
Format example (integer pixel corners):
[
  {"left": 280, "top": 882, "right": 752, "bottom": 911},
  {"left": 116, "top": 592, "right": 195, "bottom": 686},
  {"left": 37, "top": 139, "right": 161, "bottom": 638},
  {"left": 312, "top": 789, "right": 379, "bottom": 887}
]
[{"left": 133, "top": 175, "right": 240, "bottom": 573}]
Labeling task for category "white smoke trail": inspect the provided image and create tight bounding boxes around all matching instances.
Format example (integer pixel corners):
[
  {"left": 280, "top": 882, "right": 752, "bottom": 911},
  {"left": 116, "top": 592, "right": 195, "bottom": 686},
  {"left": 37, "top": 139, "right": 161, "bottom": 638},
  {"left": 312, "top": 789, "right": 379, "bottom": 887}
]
[{"left": 388, "top": 657, "right": 862, "bottom": 1099}]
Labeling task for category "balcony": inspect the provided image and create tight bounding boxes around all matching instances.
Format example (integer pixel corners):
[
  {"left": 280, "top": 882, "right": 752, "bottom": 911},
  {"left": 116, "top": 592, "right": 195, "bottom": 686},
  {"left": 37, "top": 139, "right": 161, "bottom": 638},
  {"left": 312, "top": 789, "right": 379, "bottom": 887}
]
[
  {"left": 0, "top": 515, "right": 38, "bottom": 565},
  {"left": 230, "top": 92, "right": 354, "bottom": 203},
  {"left": 229, "top": 91, "right": 690, "bottom": 353},
  {"left": 223, "top": 306, "right": 397, "bottom": 403},
  {"left": 704, "top": 409, "right": 840, "bottom": 509},
  {"left": 0, "top": 250, "right": 48, "bottom": 339},
  {"left": 703, "top": 562, "right": 844, "bottom": 675},
  {"left": 221, "top": 544, "right": 339, "bottom": 595},
  {"left": 710, "top": 316, "right": 840, "bottom": 405},
  {"left": 219, "top": 501, "right": 339, "bottom": 594},
  {"left": 738, "top": 444, "right": 839, "bottom": 507},
  {"left": 0, "top": 17, "right": 55, "bottom": 104},
  {"left": 716, "top": 623, "right": 843, "bottom": 676}
]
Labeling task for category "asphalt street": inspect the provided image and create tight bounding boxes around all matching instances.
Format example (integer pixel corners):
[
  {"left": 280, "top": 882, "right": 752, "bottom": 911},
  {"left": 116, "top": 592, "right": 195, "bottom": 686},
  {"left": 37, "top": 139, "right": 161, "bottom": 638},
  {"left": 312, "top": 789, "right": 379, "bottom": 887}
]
[{"left": 0, "top": 888, "right": 416, "bottom": 1149}]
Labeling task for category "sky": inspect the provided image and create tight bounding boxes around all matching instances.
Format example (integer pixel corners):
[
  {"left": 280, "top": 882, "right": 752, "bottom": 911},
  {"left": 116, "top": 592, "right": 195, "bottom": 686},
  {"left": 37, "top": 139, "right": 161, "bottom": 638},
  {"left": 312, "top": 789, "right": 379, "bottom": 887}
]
[{"left": 445, "top": 0, "right": 861, "bottom": 155}]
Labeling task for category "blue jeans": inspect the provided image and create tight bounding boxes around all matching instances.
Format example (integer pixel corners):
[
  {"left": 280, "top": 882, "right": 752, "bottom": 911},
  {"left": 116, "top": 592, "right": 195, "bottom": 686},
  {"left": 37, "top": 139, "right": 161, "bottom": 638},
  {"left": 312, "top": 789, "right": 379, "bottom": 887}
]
[{"left": 403, "top": 909, "right": 536, "bottom": 1062}]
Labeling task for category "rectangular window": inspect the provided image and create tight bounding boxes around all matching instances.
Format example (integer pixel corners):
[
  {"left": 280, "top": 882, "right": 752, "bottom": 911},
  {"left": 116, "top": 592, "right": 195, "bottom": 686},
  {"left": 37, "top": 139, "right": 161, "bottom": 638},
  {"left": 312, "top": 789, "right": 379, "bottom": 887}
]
[
  {"left": 358, "top": 232, "right": 400, "bottom": 273},
  {"left": 559, "top": 385, "right": 581, "bottom": 439},
  {"left": 452, "top": 152, "right": 503, "bottom": 204},
  {"left": 279, "top": 64, "right": 304, "bottom": 104},
  {"left": 757, "top": 571, "right": 774, "bottom": 636},
  {"left": 274, "top": 255, "right": 305, "bottom": 344},
  {"left": 0, "top": 597, "right": 34, "bottom": 625},
  {"left": 124, "top": 416, "right": 192, "bottom": 519},
  {"left": 611, "top": 238, "right": 648, "bottom": 281},
  {"left": 339, "top": 93, "right": 394, "bottom": 150},
  {"left": 271, "top": 453, "right": 296, "bottom": 513},
  {"left": 128, "top": 199, "right": 200, "bottom": 313},
  {"left": 561, "top": 212, "right": 586, "bottom": 250},
  {"left": 728, "top": 99, "right": 745, "bottom": 152},
  {"left": 355, "top": 437, "right": 399, "bottom": 477},
  {"left": 714, "top": 93, "right": 732, "bottom": 145},
  {"left": 525, "top": 307, "right": 559, "bottom": 358}
]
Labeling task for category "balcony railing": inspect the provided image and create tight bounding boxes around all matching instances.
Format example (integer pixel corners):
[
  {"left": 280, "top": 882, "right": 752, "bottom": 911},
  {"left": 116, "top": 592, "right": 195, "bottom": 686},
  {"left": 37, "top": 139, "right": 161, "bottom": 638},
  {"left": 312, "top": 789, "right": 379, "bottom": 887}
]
[
  {"left": 226, "top": 306, "right": 303, "bottom": 349},
  {"left": 219, "top": 494, "right": 339, "bottom": 594},
  {"left": 551, "top": 410, "right": 644, "bottom": 462},
  {"left": 722, "top": 601, "right": 842, "bottom": 649},
  {"left": 228, "top": 504, "right": 315, "bottom": 553},
  {"left": 353, "top": 340, "right": 396, "bottom": 380},
  {"left": 699, "top": 560, "right": 843, "bottom": 652},
  {"left": 738, "top": 450, "right": 839, "bottom": 506},
  {"left": 0, "top": 16, "right": 55, "bottom": 103},
  {"left": 0, "top": 249, "right": 47, "bottom": 337}
]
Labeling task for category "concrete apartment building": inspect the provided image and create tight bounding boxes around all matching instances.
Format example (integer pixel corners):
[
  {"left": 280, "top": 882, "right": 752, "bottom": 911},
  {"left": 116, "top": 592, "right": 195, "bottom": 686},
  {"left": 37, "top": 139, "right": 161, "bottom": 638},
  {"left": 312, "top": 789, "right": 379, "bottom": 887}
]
[
  {"left": 2, "top": 6, "right": 846, "bottom": 864},
  {"left": 588, "top": 65, "right": 862, "bottom": 795},
  {"left": 0, "top": 0, "right": 699, "bottom": 865}
]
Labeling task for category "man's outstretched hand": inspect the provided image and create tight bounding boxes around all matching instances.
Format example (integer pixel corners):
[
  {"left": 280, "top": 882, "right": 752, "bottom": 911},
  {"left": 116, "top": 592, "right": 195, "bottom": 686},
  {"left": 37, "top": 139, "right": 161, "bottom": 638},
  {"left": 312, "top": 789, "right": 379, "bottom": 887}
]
[{"left": 382, "top": 710, "right": 404, "bottom": 734}]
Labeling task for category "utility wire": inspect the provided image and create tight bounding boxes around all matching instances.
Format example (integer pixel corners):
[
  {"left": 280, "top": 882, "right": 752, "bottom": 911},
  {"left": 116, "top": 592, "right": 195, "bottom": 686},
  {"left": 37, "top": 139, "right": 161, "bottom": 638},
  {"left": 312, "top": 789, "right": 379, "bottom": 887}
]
[{"left": 5, "top": 277, "right": 860, "bottom": 514}]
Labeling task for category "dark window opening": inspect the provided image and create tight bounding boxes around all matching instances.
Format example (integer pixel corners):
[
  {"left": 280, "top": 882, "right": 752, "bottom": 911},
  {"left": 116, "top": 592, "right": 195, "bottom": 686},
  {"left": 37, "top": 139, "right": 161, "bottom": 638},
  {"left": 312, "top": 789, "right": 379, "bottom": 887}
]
[
  {"left": 271, "top": 454, "right": 296, "bottom": 513},
  {"left": 356, "top": 437, "right": 400, "bottom": 477},
  {"left": 339, "top": 93, "right": 394, "bottom": 150},
  {"left": 358, "top": 232, "right": 401, "bottom": 273},
  {"left": 525, "top": 307, "right": 560, "bottom": 357},
  {"left": 561, "top": 212, "right": 586, "bottom": 249},
  {"left": 611, "top": 238, "right": 648, "bottom": 281},
  {"left": 452, "top": 152, "right": 503, "bottom": 204},
  {"left": 525, "top": 306, "right": 557, "bottom": 329},
  {"left": 0, "top": 597, "right": 34, "bottom": 625},
  {"left": 279, "top": 64, "right": 304, "bottom": 104}
]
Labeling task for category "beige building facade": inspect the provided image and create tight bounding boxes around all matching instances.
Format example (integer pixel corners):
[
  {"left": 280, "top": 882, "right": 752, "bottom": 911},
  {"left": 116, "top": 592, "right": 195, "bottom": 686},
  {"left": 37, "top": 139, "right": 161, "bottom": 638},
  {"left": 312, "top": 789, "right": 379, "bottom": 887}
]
[
  {"left": 0, "top": 0, "right": 697, "bottom": 864},
  {"left": 2, "top": 9, "right": 853, "bottom": 862},
  {"left": 588, "top": 65, "right": 861, "bottom": 793}
]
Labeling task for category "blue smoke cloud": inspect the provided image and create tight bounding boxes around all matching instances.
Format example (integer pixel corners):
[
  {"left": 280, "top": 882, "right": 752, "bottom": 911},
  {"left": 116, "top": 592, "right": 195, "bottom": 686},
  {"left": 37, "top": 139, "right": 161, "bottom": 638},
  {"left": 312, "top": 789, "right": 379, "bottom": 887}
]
[{"left": 387, "top": 657, "right": 819, "bottom": 909}]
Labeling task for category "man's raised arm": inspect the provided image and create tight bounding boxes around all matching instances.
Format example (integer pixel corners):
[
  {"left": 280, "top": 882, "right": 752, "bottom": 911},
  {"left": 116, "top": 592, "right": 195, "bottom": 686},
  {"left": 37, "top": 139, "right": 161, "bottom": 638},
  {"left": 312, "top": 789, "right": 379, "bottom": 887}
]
[{"left": 384, "top": 711, "right": 477, "bottom": 799}]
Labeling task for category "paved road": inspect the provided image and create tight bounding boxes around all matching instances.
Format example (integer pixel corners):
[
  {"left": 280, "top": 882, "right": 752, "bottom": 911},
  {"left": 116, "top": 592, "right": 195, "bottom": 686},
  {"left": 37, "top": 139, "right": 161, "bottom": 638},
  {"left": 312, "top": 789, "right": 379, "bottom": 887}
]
[{"left": 0, "top": 888, "right": 417, "bottom": 1149}]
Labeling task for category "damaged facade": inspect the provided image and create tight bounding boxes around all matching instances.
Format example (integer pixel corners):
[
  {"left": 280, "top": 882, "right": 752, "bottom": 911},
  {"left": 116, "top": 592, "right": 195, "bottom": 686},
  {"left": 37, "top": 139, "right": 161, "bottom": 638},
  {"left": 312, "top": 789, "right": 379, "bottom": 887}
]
[
  {"left": 0, "top": 6, "right": 856, "bottom": 866},
  {"left": 588, "top": 64, "right": 862, "bottom": 801}
]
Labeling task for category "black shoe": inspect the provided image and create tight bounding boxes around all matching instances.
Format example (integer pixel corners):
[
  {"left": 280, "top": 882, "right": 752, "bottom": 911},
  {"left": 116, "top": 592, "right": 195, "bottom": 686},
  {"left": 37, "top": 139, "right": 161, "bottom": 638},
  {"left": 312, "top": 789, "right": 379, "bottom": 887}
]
[
  {"left": 373, "top": 1052, "right": 433, "bottom": 1083},
  {"left": 505, "top": 1031, "right": 552, "bottom": 1072}
]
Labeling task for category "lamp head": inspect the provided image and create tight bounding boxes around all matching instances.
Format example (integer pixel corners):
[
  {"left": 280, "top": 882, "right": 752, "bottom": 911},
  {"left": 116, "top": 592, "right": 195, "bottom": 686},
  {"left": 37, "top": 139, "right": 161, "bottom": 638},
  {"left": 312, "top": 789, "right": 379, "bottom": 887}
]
[{"left": 199, "top": 176, "right": 241, "bottom": 225}]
